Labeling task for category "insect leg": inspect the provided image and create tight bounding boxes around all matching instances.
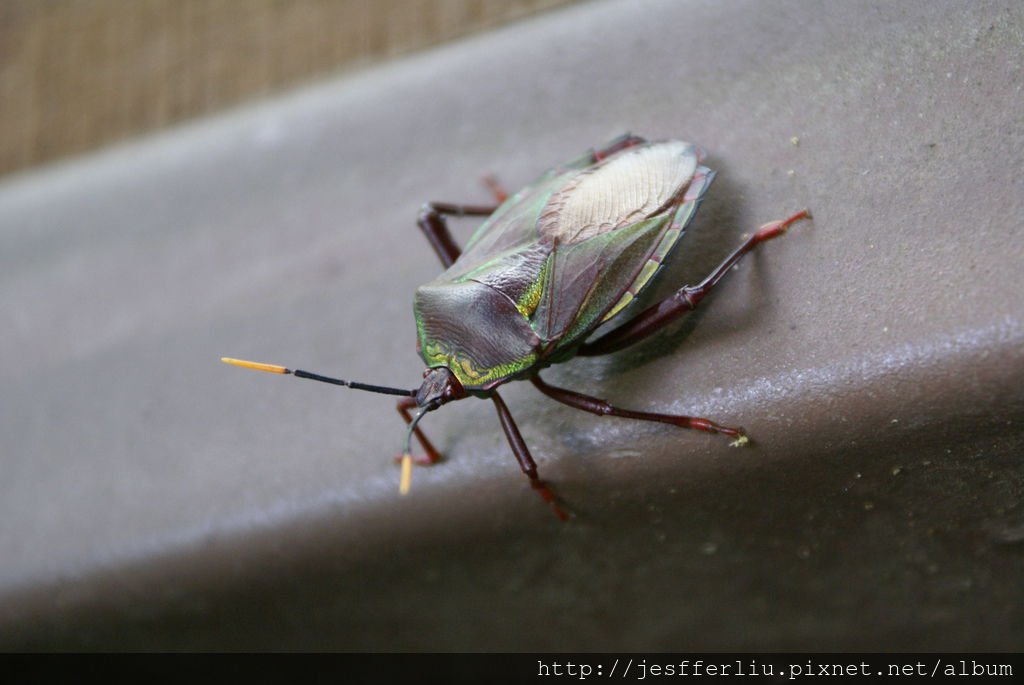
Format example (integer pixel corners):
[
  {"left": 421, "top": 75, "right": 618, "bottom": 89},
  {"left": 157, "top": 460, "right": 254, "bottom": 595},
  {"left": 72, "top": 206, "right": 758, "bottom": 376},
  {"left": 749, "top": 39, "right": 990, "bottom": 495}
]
[
  {"left": 591, "top": 133, "right": 646, "bottom": 161},
  {"left": 578, "top": 209, "right": 811, "bottom": 356},
  {"left": 491, "top": 391, "right": 568, "bottom": 521},
  {"left": 417, "top": 202, "right": 498, "bottom": 268},
  {"left": 531, "top": 374, "right": 747, "bottom": 445},
  {"left": 481, "top": 174, "right": 509, "bottom": 203},
  {"left": 395, "top": 396, "right": 443, "bottom": 465}
]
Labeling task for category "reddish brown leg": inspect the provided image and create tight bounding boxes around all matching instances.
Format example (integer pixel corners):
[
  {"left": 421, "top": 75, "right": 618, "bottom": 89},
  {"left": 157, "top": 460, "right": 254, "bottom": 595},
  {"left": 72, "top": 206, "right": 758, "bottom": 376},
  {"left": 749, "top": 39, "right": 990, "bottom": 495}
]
[
  {"left": 531, "top": 374, "right": 747, "bottom": 444},
  {"left": 491, "top": 391, "right": 568, "bottom": 521},
  {"left": 417, "top": 202, "right": 498, "bottom": 268},
  {"left": 592, "top": 133, "right": 646, "bottom": 161},
  {"left": 481, "top": 174, "right": 509, "bottom": 204},
  {"left": 396, "top": 396, "right": 442, "bottom": 465},
  {"left": 579, "top": 209, "right": 811, "bottom": 357}
]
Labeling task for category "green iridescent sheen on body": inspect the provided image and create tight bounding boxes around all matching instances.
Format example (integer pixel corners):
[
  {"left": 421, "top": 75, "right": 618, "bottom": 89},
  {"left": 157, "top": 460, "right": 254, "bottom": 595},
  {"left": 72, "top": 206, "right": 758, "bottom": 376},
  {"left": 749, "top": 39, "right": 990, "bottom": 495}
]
[
  {"left": 420, "top": 337, "right": 537, "bottom": 389},
  {"left": 413, "top": 138, "right": 711, "bottom": 392},
  {"left": 600, "top": 169, "right": 711, "bottom": 324},
  {"left": 555, "top": 212, "right": 670, "bottom": 344},
  {"left": 515, "top": 252, "right": 551, "bottom": 317},
  {"left": 459, "top": 154, "right": 597, "bottom": 257}
]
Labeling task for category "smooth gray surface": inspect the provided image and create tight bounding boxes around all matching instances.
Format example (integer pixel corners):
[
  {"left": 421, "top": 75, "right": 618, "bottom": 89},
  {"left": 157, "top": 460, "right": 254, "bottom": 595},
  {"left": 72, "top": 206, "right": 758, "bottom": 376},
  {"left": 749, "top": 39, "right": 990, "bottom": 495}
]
[{"left": 1, "top": 0, "right": 1022, "bottom": 650}]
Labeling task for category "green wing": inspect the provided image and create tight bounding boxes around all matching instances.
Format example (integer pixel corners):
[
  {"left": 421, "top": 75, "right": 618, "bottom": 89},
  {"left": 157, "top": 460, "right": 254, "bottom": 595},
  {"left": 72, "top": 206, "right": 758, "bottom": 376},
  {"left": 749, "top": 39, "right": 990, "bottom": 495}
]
[{"left": 593, "top": 164, "right": 715, "bottom": 330}]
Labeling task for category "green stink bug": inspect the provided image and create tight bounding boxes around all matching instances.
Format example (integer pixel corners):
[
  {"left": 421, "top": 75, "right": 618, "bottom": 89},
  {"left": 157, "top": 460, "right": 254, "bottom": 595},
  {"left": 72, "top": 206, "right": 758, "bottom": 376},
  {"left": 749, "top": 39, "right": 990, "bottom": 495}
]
[{"left": 224, "top": 134, "right": 810, "bottom": 519}]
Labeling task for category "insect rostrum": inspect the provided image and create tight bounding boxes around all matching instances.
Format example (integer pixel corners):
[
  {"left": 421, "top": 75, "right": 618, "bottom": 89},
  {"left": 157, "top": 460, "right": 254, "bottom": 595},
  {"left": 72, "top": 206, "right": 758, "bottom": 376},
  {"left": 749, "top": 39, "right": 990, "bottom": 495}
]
[{"left": 224, "top": 134, "right": 810, "bottom": 520}]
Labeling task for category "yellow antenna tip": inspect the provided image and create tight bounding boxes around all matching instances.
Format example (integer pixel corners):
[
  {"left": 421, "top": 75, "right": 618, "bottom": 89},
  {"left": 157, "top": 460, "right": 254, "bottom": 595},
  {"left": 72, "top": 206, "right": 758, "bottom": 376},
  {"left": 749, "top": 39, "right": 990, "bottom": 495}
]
[
  {"left": 399, "top": 454, "right": 413, "bottom": 495},
  {"left": 221, "top": 357, "right": 289, "bottom": 374}
]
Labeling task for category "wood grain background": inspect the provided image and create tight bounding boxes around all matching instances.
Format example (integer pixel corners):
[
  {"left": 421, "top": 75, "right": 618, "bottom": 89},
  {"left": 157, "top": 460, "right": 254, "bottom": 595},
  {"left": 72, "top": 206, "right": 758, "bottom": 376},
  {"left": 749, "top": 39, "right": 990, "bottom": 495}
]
[{"left": 0, "top": 0, "right": 576, "bottom": 178}]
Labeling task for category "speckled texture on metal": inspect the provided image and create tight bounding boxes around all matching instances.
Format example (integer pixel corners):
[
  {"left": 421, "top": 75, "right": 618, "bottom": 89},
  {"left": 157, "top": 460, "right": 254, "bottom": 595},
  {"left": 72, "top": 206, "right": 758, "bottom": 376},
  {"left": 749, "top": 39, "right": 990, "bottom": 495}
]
[{"left": 0, "top": 0, "right": 1022, "bottom": 650}]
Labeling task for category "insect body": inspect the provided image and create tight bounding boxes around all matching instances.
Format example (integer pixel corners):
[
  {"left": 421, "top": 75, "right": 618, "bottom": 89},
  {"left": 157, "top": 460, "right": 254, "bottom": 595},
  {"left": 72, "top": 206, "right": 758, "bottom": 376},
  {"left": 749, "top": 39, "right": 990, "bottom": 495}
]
[{"left": 224, "top": 134, "right": 810, "bottom": 520}]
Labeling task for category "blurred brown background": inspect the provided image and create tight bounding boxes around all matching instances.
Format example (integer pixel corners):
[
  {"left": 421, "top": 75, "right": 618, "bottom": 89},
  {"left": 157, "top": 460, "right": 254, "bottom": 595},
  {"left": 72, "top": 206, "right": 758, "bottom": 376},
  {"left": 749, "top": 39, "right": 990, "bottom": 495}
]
[{"left": 0, "top": 0, "right": 575, "bottom": 177}]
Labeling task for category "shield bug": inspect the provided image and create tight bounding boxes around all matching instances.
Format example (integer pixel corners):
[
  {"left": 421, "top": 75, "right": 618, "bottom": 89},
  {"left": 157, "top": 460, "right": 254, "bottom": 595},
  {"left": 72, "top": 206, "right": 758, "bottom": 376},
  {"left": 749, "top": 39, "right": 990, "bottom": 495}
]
[{"left": 223, "top": 134, "right": 810, "bottom": 520}]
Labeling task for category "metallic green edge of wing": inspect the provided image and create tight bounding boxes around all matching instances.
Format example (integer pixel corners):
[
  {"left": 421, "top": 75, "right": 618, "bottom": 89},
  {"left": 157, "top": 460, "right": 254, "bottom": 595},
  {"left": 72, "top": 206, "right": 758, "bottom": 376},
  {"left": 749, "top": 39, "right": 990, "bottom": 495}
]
[{"left": 597, "top": 165, "right": 717, "bottom": 328}]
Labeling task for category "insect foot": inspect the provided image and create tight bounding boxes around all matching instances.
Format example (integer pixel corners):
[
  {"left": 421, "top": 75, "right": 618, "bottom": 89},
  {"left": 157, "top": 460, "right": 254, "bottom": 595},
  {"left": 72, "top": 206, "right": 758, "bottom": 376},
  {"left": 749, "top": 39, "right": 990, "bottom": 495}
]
[
  {"left": 531, "top": 478, "right": 570, "bottom": 522},
  {"left": 729, "top": 434, "right": 751, "bottom": 448},
  {"left": 753, "top": 208, "right": 811, "bottom": 242}
]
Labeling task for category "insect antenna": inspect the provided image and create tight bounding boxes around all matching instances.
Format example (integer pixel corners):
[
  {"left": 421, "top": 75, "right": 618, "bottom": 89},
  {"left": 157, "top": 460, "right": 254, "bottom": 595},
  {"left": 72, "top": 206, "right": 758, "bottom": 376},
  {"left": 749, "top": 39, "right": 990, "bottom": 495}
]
[
  {"left": 220, "top": 357, "right": 415, "bottom": 397},
  {"left": 399, "top": 408, "right": 430, "bottom": 496}
]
